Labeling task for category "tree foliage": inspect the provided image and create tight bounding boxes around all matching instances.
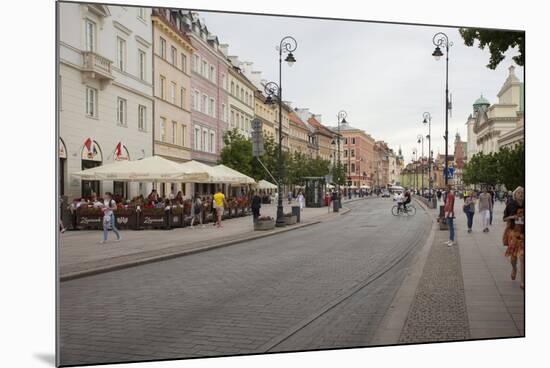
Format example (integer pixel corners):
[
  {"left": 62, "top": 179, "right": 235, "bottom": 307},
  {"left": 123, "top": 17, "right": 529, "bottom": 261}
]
[
  {"left": 220, "top": 129, "right": 332, "bottom": 185},
  {"left": 459, "top": 28, "right": 524, "bottom": 70},
  {"left": 462, "top": 144, "right": 524, "bottom": 190}
]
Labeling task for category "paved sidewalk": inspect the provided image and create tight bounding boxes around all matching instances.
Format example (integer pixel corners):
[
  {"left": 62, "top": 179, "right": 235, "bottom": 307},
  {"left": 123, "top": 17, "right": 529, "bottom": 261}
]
[
  {"left": 374, "top": 197, "right": 524, "bottom": 344},
  {"left": 59, "top": 197, "right": 367, "bottom": 280}
]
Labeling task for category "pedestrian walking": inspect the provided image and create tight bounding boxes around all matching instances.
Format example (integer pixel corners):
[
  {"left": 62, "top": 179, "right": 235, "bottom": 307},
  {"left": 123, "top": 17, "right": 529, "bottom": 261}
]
[
  {"left": 251, "top": 191, "right": 261, "bottom": 223},
  {"left": 100, "top": 192, "right": 121, "bottom": 244},
  {"left": 463, "top": 193, "right": 476, "bottom": 233},
  {"left": 444, "top": 185, "right": 456, "bottom": 246},
  {"left": 190, "top": 195, "right": 204, "bottom": 228},
  {"left": 297, "top": 191, "right": 305, "bottom": 211},
  {"left": 213, "top": 189, "right": 227, "bottom": 228},
  {"left": 489, "top": 187, "right": 495, "bottom": 225},
  {"left": 478, "top": 187, "right": 492, "bottom": 232},
  {"left": 288, "top": 191, "right": 292, "bottom": 204},
  {"left": 503, "top": 186, "right": 525, "bottom": 289}
]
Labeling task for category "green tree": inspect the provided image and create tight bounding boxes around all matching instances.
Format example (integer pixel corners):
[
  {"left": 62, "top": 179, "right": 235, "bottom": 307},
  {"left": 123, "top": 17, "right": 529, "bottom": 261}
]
[
  {"left": 219, "top": 129, "right": 253, "bottom": 176},
  {"left": 459, "top": 28, "right": 524, "bottom": 69}
]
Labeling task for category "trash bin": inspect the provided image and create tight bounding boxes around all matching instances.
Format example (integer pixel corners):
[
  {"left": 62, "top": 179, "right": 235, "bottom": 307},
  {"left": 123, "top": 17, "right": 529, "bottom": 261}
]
[
  {"left": 292, "top": 205, "right": 301, "bottom": 223},
  {"left": 332, "top": 198, "right": 339, "bottom": 212}
]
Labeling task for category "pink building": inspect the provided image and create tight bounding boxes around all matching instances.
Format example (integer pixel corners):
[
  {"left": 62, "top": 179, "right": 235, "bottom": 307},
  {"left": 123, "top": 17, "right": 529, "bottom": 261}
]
[{"left": 181, "top": 11, "right": 229, "bottom": 165}]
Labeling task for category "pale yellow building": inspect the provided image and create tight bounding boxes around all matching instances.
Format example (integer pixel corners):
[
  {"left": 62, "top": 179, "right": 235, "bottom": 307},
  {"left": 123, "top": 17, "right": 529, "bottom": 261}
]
[
  {"left": 227, "top": 56, "right": 256, "bottom": 138},
  {"left": 254, "top": 90, "right": 276, "bottom": 139},
  {"left": 152, "top": 9, "right": 195, "bottom": 196}
]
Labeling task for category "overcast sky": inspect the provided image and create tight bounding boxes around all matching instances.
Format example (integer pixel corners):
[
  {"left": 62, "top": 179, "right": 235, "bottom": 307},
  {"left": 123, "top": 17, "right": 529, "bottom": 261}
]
[{"left": 194, "top": 10, "right": 523, "bottom": 162}]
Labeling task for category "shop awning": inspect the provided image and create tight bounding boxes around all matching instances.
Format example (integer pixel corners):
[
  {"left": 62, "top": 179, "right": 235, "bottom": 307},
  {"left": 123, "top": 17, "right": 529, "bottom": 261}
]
[
  {"left": 72, "top": 156, "right": 210, "bottom": 182},
  {"left": 211, "top": 164, "right": 256, "bottom": 185},
  {"left": 255, "top": 179, "right": 278, "bottom": 189}
]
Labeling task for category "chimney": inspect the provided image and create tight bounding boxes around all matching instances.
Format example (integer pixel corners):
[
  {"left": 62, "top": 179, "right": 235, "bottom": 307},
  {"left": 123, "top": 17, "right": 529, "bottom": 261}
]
[
  {"left": 219, "top": 43, "right": 229, "bottom": 57},
  {"left": 228, "top": 55, "right": 239, "bottom": 67}
]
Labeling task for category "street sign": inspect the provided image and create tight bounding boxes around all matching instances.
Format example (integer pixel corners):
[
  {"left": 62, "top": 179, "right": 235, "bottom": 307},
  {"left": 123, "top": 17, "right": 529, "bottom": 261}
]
[{"left": 251, "top": 118, "right": 264, "bottom": 157}]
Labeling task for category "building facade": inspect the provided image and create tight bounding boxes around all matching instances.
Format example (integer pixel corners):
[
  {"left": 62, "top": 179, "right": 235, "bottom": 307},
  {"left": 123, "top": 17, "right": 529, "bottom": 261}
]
[
  {"left": 227, "top": 56, "right": 256, "bottom": 138},
  {"left": 466, "top": 66, "right": 524, "bottom": 156},
  {"left": 58, "top": 3, "right": 154, "bottom": 199},
  {"left": 182, "top": 11, "right": 229, "bottom": 165},
  {"left": 288, "top": 112, "right": 312, "bottom": 156},
  {"left": 151, "top": 8, "right": 195, "bottom": 196},
  {"left": 328, "top": 120, "right": 375, "bottom": 188}
]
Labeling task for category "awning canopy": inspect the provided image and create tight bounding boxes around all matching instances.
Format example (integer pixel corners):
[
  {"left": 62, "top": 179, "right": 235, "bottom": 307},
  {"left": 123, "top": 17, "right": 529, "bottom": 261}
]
[
  {"left": 212, "top": 164, "right": 256, "bottom": 185},
  {"left": 255, "top": 179, "right": 278, "bottom": 189},
  {"left": 72, "top": 156, "right": 210, "bottom": 182},
  {"left": 360, "top": 185, "right": 370, "bottom": 189}
]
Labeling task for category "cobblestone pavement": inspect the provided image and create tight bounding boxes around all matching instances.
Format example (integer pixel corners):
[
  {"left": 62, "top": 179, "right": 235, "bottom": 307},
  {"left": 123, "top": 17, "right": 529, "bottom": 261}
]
[
  {"left": 59, "top": 197, "right": 431, "bottom": 366},
  {"left": 59, "top": 198, "right": 363, "bottom": 278},
  {"left": 398, "top": 198, "right": 524, "bottom": 344}
]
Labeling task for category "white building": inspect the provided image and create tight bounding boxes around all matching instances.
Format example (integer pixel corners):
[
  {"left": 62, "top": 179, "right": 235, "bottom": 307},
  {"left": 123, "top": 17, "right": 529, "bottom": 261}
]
[
  {"left": 58, "top": 3, "right": 154, "bottom": 199},
  {"left": 465, "top": 66, "right": 523, "bottom": 157}
]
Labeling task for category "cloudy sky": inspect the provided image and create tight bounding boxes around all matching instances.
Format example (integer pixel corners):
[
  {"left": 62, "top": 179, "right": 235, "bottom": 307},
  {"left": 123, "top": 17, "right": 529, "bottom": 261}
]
[{"left": 195, "top": 10, "right": 523, "bottom": 162}]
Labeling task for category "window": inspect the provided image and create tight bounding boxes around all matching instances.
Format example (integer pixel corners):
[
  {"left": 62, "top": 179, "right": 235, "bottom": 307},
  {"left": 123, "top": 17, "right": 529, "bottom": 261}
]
[
  {"left": 222, "top": 74, "right": 227, "bottom": 90},
  {"left": 180, "top": 87, "right": 185, "bottom": 109},
  {"left": 351, "top": 163, "right": 355, "bottom": 172},
  {"left": 193, "top": 90, "right": 199, "bottom": 110},
  {"left": 231, "top": 111, "right": 235, "bottom": 127},
  {"left": 192, "top": 55, "right": 199, "bottom": 72},
  {"left": 138, "top": 105, "right": 146, "bottom": 131},
  {"left": 210, "top": 132, "right": 215, "bottom": 153},
  {"left": 221, "top": 104, "right": 226, "bottom": 122},
  {"left": 181, "top": 53, "right": 187, "bottom": 73},
  {"left": 170, "top": 82, "right": 176, "bottom": 104},
  {"left": 85, "top": 86, "right": 97, "bottom": 117},
  {"left": 85, "top": 19, "right": 96, "bottom": 52},
  {"left": 344, "top": 138, "right": 348, "bottom": 144},
  {"left": 240, "top": 88, "right": 244, "bottom": 101},
  {"left": 159, "top": 37, "right": 166, "bottom": 59},
  {"left": 170, "top": 46, "right": 177, "bottom": 65},
  {"left": 116, "top": 98, "right": 127, "bottom": 125},
  {"left": 160, "top": 118, "right": 166, "bottom": 142},
  {"left": 209, "top": 98, "right": 215, "bottom": 117},
  {"left": 172, "top": 121, "right": 177, "bottom": 144},
  {"left": 245, "top": 92, "right": 249, "bottom": 105},
  {"left": 351, "top": 149, "right": 355, "bottom": 157},
  {"left": 138, "top": 7, "right": 145, "bottom": 20},
  {"left": 138, "top": 50, "right": 146, "bottom": 80},
  {"left": 194, "top": 127, "right": 200, "bottom": 149},
  {"left": 231, "top": 81, "right": 235, "bottom": 95},
  {"left": 209, "top": 65, "right": 215, "bottom": 83},
  {"left": 203, "top": 130, "right": 208, "bottom": 151},
  {"left": 344, "top": 150, "right": 348, "bottom": 158},
  {"left": 159, "top": 76, "right": 166, "bottom": 99},
  {"left": 116, "top": 37, "right": 126, "bottom": 71},
  {"left": 352, "top": 137, "right": 356, "bottom": 144},
  {"left": 201, "top": 60, "right": 207, "bottom": 77},
  {"left": 180, "top": 125, "right": 186, "bottom": 146},
  {"left": 202, "top": 94, "right": 207, "bottom": 113}
]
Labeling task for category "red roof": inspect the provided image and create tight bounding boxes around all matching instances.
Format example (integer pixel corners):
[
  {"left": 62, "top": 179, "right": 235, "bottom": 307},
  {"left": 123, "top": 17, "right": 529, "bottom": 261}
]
[
  {"left": 289, "top": 112, "right": 309, "bottom": 130},
  {"left": 307, "top": 117, "right": 334, "bottom": 137}
]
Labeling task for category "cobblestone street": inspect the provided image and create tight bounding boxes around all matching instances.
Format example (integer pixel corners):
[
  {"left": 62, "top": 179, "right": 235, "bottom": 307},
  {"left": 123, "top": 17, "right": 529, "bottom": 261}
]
[{"left": 59, "top": 198, "right": 431, "bottom": 365}]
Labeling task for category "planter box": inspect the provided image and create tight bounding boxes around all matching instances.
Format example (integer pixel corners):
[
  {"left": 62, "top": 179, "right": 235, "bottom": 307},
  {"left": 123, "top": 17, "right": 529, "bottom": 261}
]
[
  {"left": 283, "top": 215, "right": 297, "bottom": 225},
  {"left": 138, "top": 208, "right": 166, "bottom": 229},
  {"left": 254, "top": 219, "right": 276, "bottom": 231},
  {"left": 113, "top": 209, "right": 137, "bottom": 230},
  {"left": 76, "top": 207, "right": 103, "bottom": 230}
]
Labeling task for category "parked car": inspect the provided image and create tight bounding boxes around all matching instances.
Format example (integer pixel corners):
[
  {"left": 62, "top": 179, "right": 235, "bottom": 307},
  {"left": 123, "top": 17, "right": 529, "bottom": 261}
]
[{"left": 381, "top": 190, "right": 391, "bottom": 198}]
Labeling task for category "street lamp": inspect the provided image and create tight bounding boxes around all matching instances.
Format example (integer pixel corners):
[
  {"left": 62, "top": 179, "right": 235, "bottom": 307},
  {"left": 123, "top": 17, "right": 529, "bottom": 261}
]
[
  {"left": 422, "top": 112, "right": 432, "bottom": 197},
  {"left": 337, "top": 110, "right": 347, "bottom": 201},
  {"left": 417, "top": 134, "right": 424, "bottom": 196},
  {"left": 431, "top": 32, "right": 452, "bottom": 187},
  {"left": 262, "top": 36, "right": 297, "bottom": 227},
  {"left": 412, "top": 148, "right": 417, "bottom": 192}
]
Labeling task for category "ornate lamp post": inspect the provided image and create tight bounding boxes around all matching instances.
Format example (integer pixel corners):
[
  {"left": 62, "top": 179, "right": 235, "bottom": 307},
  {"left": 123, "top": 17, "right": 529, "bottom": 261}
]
[
  {"left": 423, "top": 112, "right": 432, "bottom": 197},
  {"left": 412, "top": 148, "right": 417, "bottom": 192},
  {"left": 417, "top": 134, "right": 425, "bottom": 196},
  {"left": 431, "top": 32, "right": 452, "bottom": 187},
  {"left": 337, "top": 110, "right": 347, "bottom": 202},
  {"left": 263, "top": 36, "right": 297, "bottom": 227}
]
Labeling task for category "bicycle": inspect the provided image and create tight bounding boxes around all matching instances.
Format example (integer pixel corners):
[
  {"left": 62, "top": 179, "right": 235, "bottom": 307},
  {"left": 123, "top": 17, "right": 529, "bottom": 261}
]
[{"left": 391, "top": 203, "right": 416, "bottom": 216}]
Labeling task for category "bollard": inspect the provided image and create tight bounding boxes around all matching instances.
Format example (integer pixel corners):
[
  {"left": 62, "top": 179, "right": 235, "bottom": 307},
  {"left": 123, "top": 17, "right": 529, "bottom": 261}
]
[{"left": 291, "top": 205, "right": 301, "bottom": 223}]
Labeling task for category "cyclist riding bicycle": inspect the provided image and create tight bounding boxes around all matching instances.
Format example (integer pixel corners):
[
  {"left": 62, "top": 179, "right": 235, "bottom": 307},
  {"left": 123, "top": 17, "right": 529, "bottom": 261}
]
[{"left": 400, "top": 190, "right": 411, "bottom": 212}]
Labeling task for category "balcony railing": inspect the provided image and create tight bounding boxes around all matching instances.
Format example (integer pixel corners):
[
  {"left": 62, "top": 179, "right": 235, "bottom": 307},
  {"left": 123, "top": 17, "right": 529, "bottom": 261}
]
[{"left": 82, "top": 51, "right": 114, "bottom": 81}]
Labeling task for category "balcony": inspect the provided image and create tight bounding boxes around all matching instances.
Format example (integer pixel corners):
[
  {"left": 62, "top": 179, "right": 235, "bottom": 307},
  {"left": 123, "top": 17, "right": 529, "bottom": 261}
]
[{"left": 81, "top": 51, "right": 114, "bottom": 88}]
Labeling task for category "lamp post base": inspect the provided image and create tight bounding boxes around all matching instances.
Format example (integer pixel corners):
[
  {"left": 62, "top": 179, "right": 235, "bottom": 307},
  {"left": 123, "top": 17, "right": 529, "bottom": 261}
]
[{"left": 275, "top": 204, "right": 286, "bottom": 227}]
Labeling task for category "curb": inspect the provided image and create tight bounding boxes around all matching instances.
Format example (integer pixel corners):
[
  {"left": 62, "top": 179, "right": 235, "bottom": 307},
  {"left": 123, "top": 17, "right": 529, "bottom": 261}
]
[
  {"left": 60, "top": 205, "right": 357, "bottom": 282},
  {"left": 370, "top": 216, "right": 437, "bottom": 345}
]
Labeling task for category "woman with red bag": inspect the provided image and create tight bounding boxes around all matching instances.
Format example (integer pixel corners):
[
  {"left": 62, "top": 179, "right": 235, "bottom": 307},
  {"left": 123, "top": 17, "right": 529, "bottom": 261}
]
[{"left": 502, "top": 186, "right": 525, "bottom": 289}]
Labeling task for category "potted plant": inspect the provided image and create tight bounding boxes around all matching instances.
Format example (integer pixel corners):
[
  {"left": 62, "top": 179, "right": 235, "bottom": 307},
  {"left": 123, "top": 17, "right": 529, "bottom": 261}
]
[
  {"left": 283, "top": 212, "right": 297, "bottom": 225},
  {"left": 254, "top": 215, "right": 276, "bottom": 231}
]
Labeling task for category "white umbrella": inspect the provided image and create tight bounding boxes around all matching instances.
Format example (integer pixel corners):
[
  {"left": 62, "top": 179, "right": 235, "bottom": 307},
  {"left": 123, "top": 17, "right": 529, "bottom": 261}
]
[
  {"left": 179, "top": 160, "right": 218, "bottom": 182},
  {"left": 255, "top": 179, "right": 278, "bottom": 189},
  {"left": 72, "top": 156, "right": 208, "bottom": 182},
  {"left": 212, "top": 164, "right": 256, "bottom": 184}
]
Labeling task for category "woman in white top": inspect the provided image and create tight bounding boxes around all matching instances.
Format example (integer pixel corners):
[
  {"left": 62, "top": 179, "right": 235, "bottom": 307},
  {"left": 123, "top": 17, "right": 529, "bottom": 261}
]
[
  {"left": 101, "top": 192, "right": 121, "bottom": 244},
  {"left": 297, "top": 191, "right": 305, "bottom": 210}
]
